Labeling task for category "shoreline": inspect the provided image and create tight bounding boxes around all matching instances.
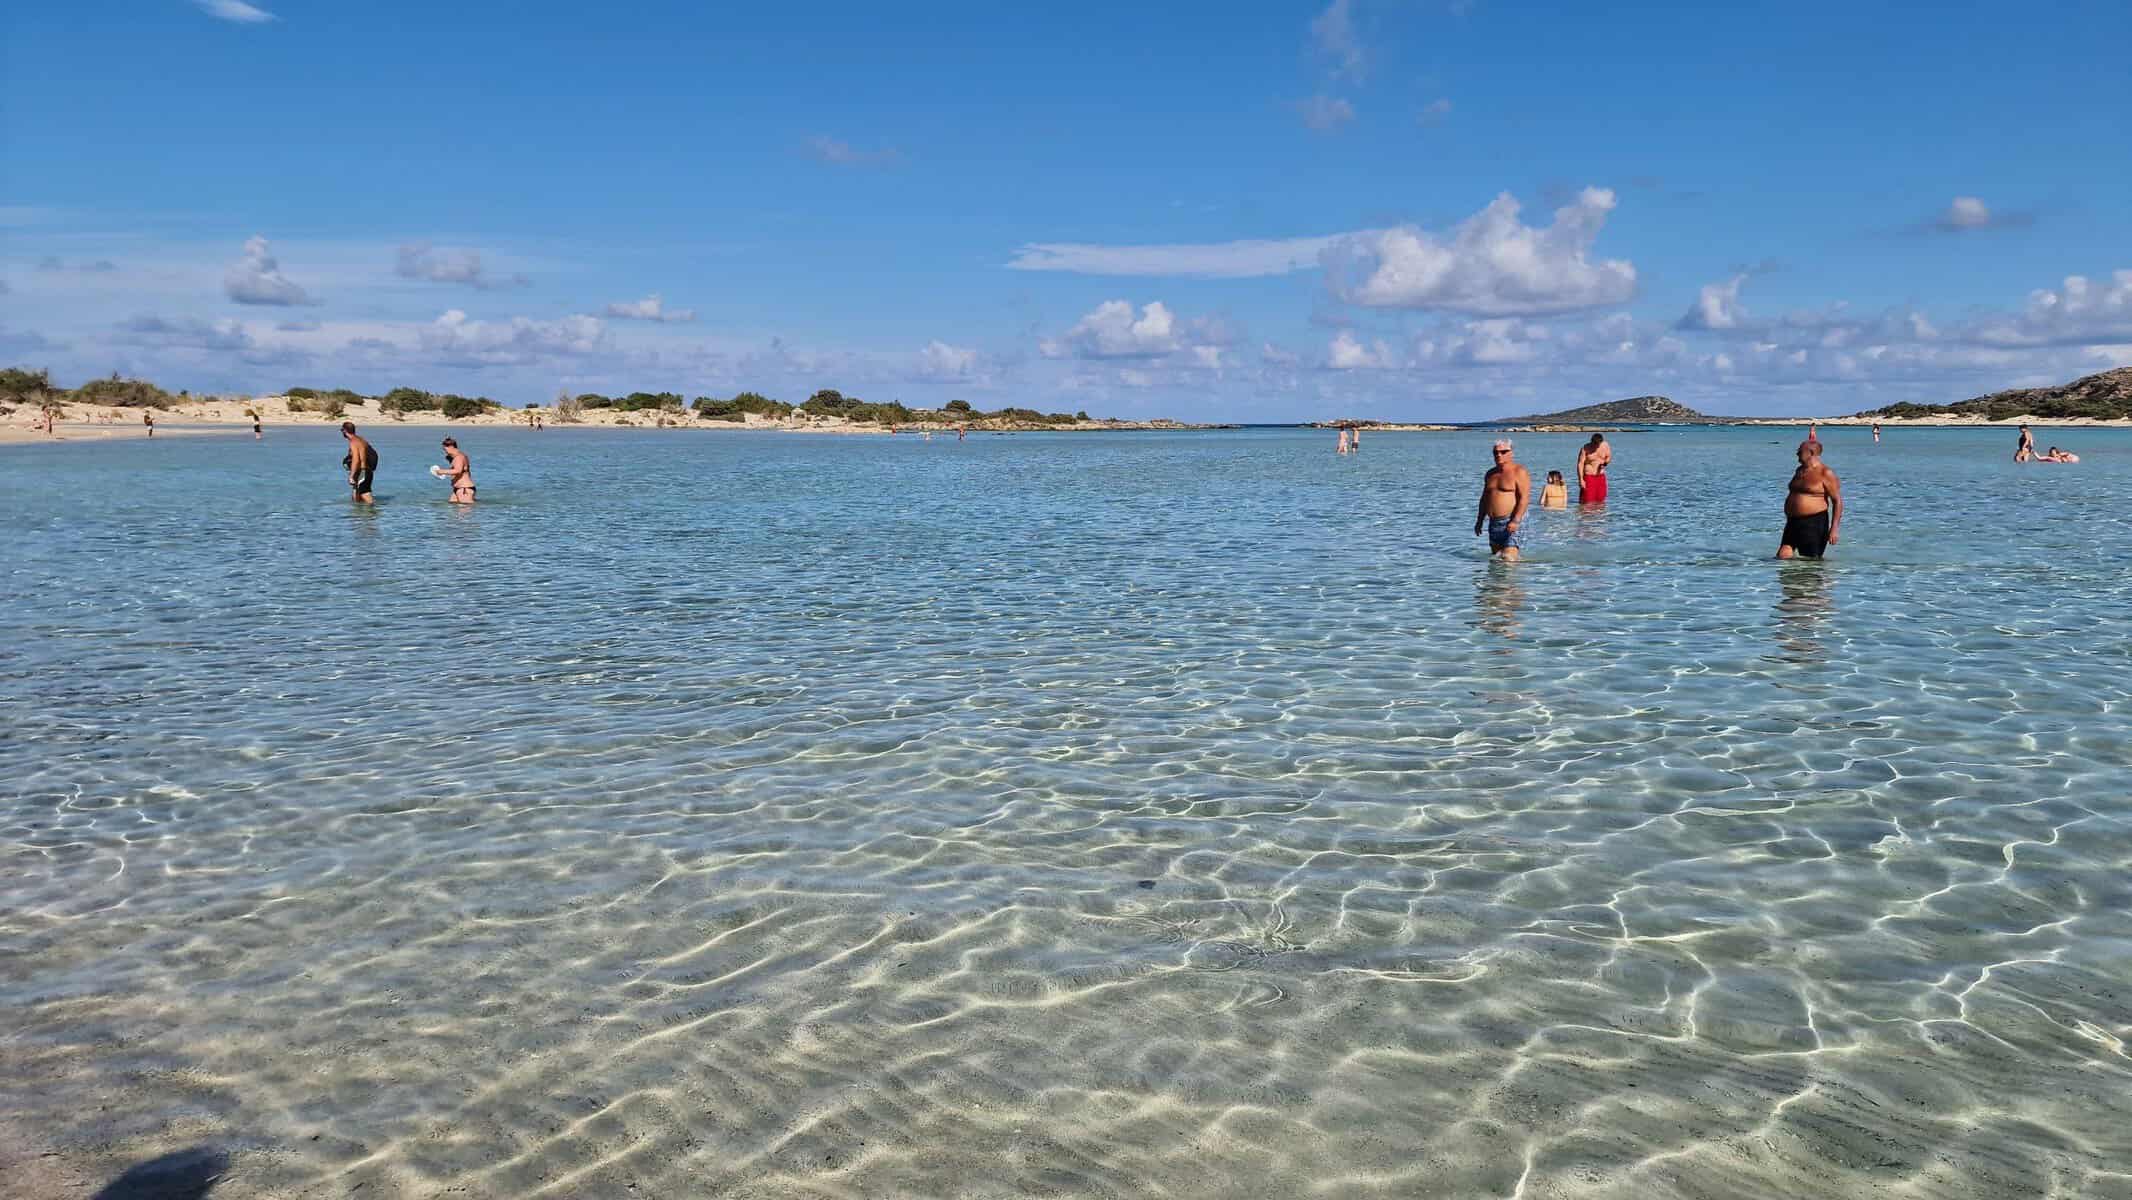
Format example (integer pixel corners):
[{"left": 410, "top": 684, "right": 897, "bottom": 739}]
[
  {"left": 0, "top": 395, "right": 1225, "bottom": 445},
  {"left": 7, "top": 402, "right": 2125, "bottom": 447}
]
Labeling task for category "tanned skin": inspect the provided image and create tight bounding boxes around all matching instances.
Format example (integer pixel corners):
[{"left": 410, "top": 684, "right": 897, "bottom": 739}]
[
  {"left": 1777, "top": 442, "right": 1841, "bottom": 559},
  {"left": 1475, "top": 444, "right": 1531, "bottom": 562}
]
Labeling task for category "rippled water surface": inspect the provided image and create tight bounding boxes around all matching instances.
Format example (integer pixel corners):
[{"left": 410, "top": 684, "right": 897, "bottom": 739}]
[{"left": 5, "top": 425, "right": 2131, "bottom": 1198}]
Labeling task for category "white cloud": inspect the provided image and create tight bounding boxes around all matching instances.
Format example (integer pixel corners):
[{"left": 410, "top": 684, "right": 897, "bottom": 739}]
[
  {"left": 224, "top": 236, "right": 314, "bottom": 306},
  {"left": 603, "top": 294, "right": 697, "bottom": 323},
  {"left": 1261, "top": 342, "right": 1301, "bottom": 366},
  {"left": 1944, "top": 196, "right": 1991, "bottom": 229},
  {"left": 395, "top": 243, "right": 525, "bottom": 290},
  {"left": 419, "top": 309, "right": 606, "bottom": 365},
  {"left": 1189, "top": 345, "right": 1225, "bottom": 369},
  {"left": 1328, "top": 330, "right": 1395, "bottom": 369},
  {"left": 1311, "top": 0, "right": 1365, "bottom": 79},
  {"left": 1326, "top": 187, "right": 1636, "bottom": 315},
  {"left": 1929, "top": 195, "right": 2032, "bottom": 234},
  {"left": 1418, "top": 98, "right": 1453, "bottom": 126},
  {"left": 1972, "top": 270, "right": 2132, "bottom": 347},
  {"left": 1297, "top": 94, "right": 1356, "bottom": 133},
  {"left": 120, "top": 314, "right": 255, "bottom": 351},
  {"left": 195, "top": 0, "right": 275, "bottom": 23},
  {"left": 806, "top": 135, "right": 900, "bottom": 167},
  {"left": 916, "top": 340, "right": 978, "bottom": 381},
  {"left": 1042, "top": 300, "right": 1182, "bottom": 358},
  {"left": 1677, "top": 274, "right": 1748, "bottom": 330},
  {"left": 1006, "top": 234, "right": 1347, "bottom": 279}
]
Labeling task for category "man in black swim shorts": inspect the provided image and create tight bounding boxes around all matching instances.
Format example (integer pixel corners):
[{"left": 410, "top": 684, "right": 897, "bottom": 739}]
[
  {"left": 1777, "top": 441, "right": 1840, "bottom": 559},
  {"left": 342, "top": 421, "right": 378, "bottom": 503}
]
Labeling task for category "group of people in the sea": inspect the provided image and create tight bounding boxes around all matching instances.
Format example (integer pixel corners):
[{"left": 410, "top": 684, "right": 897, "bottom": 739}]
[
  {"left": 338, "top": 422, "right": 475, "bottom": 505},
  {"left": 1476, "top": 430, "right": 1841, "bottom": 562},
  {"left": 2014, "top": 424, "right": 2079, "bottom": 463}
]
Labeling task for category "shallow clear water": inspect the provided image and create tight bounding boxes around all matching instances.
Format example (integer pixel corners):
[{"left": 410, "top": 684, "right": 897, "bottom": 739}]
[{"left": 4, "top": 425, "right": 2130, "bottom": 1198}]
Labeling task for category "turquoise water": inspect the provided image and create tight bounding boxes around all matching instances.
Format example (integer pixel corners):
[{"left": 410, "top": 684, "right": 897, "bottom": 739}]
[{"left": 4, "top": 425, "right": 2130, "bottom": 1198}]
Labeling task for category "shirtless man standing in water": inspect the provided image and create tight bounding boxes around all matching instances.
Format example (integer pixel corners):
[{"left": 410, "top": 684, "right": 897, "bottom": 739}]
[
  {"left": 1575, "top": 433, "right": 1610, "bottom": 503},
  {"left": 342, "top": 421, "right": 377, "bottom": 503},
  {"left": 1474, "top": 439, "right": 1531, "bottom": 561},
  {"left": 1778, "top": 441, "right": 1842, "bottom": 559}
]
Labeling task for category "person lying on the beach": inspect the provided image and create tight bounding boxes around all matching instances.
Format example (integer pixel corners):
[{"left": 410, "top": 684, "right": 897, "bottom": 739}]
[{"left": 1540, "top": 470, "right": 1568, "bottom": 508}]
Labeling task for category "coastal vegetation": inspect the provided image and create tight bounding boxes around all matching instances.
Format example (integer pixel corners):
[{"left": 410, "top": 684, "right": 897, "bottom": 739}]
[
  {"left": 5, "top": 365, "right": 1134, "bottom": 429},
  {"left": 1858, "top": 367, "right": 2132, "bottom": 421}
]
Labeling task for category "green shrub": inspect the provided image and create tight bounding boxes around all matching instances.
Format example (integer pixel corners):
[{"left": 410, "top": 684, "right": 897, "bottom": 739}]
[
  {"left": 441, "top": 395, "right": 487, "bottom": 420},
  {"left": 382, "top": 386, "right": 437, "bottom": 413},
  {"left": 285, "top": 395, "right": 311, "bottom": 413},
  {"left": 576, "top": 392, "right": 613, "bottom": 409},
  {"left": 70, "top": 373, "right": 175, "bottom": 409},
  {"left": 2, "top": 368, "right": 54, "bottom": 401},
  {"left": 316, "top": 395, "right": 348, "bottom": 419}
]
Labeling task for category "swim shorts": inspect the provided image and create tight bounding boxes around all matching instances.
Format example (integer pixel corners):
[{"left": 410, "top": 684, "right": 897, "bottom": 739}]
[
  {"left": 1581, "top": 473, "right": 1607, "bottom": 504},
  {"left": 1488, "top": 516, "right": 1522, "bottom": 551},
  {"left": 1782, "top": 510, "right": 1831, "bottom": 558},
  {"left": 351, "top": 467, "right": 375, "bottom": 496}
]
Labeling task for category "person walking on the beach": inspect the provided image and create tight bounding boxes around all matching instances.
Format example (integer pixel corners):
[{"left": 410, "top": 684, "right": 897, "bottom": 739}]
[
  {"left": 251, "top": 409, "right": 262, "bottom": 440},
  {"left": 1576, "top": 433, "right": 1609, "bottom": 503},
  {"left": 2015, "top": 424, "right": 2035, "bottom": 462},
  {"left": 143, "top": 410, "right": 154, "bottom": 438},
  {"left": 1475, "top": 438, "right": 1531, "bottom": 561},
  {"left": 342, "top": 421, "right": 377, "bottom": 503},
  {"left": 438, "top": 436, "right": 475, "bottom": 503},
  {"left": 1777, "top": 441, "right": 1841, "bottom": 559}
]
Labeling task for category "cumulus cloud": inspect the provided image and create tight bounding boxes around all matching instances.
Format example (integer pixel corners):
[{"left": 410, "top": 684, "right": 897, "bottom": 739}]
[
  {"left": 1328, "top": 330, "right": 1396, "bottom": 369},
  {"left": 603, "top": 294, "right": 697, "bottom": 323},
  {"left": 916, "top": 340, "right": 979, "bottom": 381},
  {"left": 1297, "top": 94, "right": 1356, "bottom": 133},
  {"left": 1311, "top": 0, "right": 1365, "bottom": 79},
  {"left": 396, "top": 243, "right": 525, "bottom": 290},
  {"left": 419, "top": 308, "right": 606, "bottom": 365},
  {"left": 1418, "top": 98, "right": 1453, "bottom": 126},
  {"left": 195, "top": 0, "right": 275, "bottom": 23},
  {"left": 1971, "top": 270, "right": 2132, "bottom": 347},
  {"left": 806, "top": 135, "right": 900, "bottom": 166},
  {"left": 1929, "top": 195, "right": 2033, "bottom": 234},
  {"left": 1006, "top": 234, "right": 1347, "bottom": 278},
  {"left": 224, "top": 235, "right": 314, "bottom": 306},
  {"left": 1042, "top": 300, "right": 1183, "bottom": 358},
  {"left": 1326, "top": 187, "right": 1636, "bottom": 315},
  {"left": 1677, "top": 274, "right": 1748, "bottom": 330}
]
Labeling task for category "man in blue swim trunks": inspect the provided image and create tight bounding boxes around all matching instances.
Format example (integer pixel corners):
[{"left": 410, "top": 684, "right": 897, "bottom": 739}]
[{"left": 1474, "top": 437, "right": 1531, "bottom": 561}]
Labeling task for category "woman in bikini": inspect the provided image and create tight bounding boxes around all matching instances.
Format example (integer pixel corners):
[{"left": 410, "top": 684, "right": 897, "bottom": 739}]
[{"left": 440, "top": 437, "right": 476, "bottom": 503}]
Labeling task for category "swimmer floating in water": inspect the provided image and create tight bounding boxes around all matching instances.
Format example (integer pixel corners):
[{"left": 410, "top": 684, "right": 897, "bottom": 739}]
[{"left": 2038, "top": 445, "right": 2079, "bottom": 463}]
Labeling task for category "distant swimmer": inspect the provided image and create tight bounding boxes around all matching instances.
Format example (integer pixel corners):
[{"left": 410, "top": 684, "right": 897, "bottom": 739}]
[
  {"left": 1541, "top": 469, "right": 1568, "bottom": 508},
  {"left": 439, "top": 436, "right": 475, "bottom": 503},
  {"left": 1777, "top": 441, "right": 1842, "bottom": 559},
  {"left": 1350, "top": 425, "right": 1360, "bottom": 451},
  {"left": 1474, "top": 438, "right": 1531, "bottom": 561},
  {"left": 2040, "top": 445, "right": 2079, "bottom": 463},
  {"left": 341, "top": 421, "right": 377, "bottom": 503},
  {"left": 1575, "top": 433, "right": 1610, "bottom": 503},
  {"left": 143, "top": 410, "right": 155, "bottom": 438},
  {"left": 2015, "top": 424, "right": 2035, "bottom": 463},
  {"left": 1336, "top": 427, "right": 1350, "bottom": 455},
  {"left": 1872, "top": 422, "right": 1881, "bottom": 444},
  {"left": 958, "top": 425, "right": 967, "bottom": 442},
  {"left": 252, "top": 410, "right": 262, "bottom": 439}
]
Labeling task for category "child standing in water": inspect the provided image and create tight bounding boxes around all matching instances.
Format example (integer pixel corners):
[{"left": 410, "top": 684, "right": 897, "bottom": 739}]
[{"left": 1541, "top": 470, "right": 1569, "bottom": 508}]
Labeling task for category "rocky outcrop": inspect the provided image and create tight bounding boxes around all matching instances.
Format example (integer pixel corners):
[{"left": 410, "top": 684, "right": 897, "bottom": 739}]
[{"left": 1859, "top": 368, "right": 2132, "bottom": 421}]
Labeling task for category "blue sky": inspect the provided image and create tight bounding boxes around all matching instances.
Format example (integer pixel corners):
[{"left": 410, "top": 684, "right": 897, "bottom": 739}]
[{"left": 3, "top": 0, "right": 2128, "bottom": 419}]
